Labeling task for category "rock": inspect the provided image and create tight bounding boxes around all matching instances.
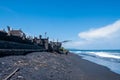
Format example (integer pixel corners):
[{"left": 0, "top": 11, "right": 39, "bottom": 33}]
[
  {"left": 17, "top": 75, "right": 24, "bottom": 79},
  {"left": 1, "top": 62, "right": 5, "bottom": 64}
]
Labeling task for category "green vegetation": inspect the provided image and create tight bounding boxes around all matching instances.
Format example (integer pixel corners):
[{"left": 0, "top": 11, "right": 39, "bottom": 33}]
[{"left": 59, "top": 47, "right": 69, "bottom": 54}]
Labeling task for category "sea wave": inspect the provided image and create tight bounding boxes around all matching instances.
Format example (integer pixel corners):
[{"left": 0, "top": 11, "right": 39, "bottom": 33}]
[
  {"left": 70, "top": 50, "right": 120, "bottom": 74},
  {"left": 70, "top": 50, "right": 120, "bottom": 63},
  {"left": 90, "top": 52, "right": 120, "bottom": 59}
]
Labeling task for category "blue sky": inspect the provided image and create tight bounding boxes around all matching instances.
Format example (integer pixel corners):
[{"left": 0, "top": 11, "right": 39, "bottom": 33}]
[{"left": 0, "top": 0, "right": 120, "bottom": 49}]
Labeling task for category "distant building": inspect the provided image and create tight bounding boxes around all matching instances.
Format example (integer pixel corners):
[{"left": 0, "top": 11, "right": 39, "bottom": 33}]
[
  {"left": 33, "top": 35, "right": 49, "bottom": 50},
  {"left": 0, "top": 26, "right": 63, "bottom": 51},
  {"left": 41, "top": 38, "right": 49, "bottom": 50},
  {"left": 7, "top": 26, "right": 26, "bottom": 38},
  {"left": 49, "top": 41, "right": 62, "bottom": 51}
]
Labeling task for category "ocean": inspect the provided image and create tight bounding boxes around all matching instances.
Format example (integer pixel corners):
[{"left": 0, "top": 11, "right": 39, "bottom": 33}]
[{"left": 69, "top": 49, "right": 120, "bottom": 75}]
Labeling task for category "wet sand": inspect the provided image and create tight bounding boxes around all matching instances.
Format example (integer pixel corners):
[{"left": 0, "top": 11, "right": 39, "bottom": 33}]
[{"left": 0, "top": 52, "right": 120, "bottom": 80}]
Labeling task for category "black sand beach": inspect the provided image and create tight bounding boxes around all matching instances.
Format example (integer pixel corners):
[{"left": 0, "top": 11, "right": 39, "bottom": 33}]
[{"left": 0, "top": 52, "right": 120, "bottom": 80}]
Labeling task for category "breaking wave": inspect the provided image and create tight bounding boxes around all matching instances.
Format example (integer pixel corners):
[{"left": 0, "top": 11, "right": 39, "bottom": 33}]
[{"left": 70, "top": 50, "right": 120, "bottom": 74}]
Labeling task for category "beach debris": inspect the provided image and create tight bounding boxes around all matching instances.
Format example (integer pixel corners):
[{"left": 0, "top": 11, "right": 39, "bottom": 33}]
[
  {"left": 34, "top": 67, "right": 39, "bottom": 70},
  {"left": 17, "top": 75, "right": 24, "bottom": 79},
  {"left": 3, "top": 68, "right": 19, "bottom": 80},
  {"left": 59, "top": 47, "right": 69, "bottom": 55},
  {"left": 61, "top": 40, "right": 71, "bottom": 43},
  {"left": 14, "top": 60, "right": 28, "bottom": 66}
]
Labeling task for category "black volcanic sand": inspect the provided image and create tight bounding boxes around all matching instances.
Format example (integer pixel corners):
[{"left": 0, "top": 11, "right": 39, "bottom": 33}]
[{"left": 0, "top": 52, "right": 120, "bottom": 80}]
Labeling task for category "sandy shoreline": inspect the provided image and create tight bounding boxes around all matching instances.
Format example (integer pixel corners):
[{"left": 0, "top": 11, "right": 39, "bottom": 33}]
[{"left": 0, "top": 52, "right": 120, "bottom": 80}]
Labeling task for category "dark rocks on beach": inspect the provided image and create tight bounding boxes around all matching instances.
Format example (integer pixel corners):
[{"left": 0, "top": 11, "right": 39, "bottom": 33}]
[{"left": 0, "top": 52, "right": 120, "bottom": 80}]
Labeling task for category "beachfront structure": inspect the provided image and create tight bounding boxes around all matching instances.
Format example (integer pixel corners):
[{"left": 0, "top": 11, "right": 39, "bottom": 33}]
[
  {"left": 33, "top": 35, "right": 49, "bottom": 50},
  {"left": 49, "top": 41, "right": 62, "bottom": 52},
  {"left": 0, "top": 26, "right": 62, "bottom": 51},
  {"left": 7, "top": 26, "right": 26, "bottom": 38}
]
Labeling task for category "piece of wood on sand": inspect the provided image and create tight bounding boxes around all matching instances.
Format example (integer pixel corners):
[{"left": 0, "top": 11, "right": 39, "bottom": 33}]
[{"left": 3, "top": 68, "right": 19, "bottom": 80}]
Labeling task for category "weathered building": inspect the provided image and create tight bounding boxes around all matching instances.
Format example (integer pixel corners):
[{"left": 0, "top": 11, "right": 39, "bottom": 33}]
[
  {"left": 49, "top": 41, "right": 62, "bottom": 51},
  {"left": 33, "top": 35, "right": 49, "bottom": 50},
  {"left": 0, "top": 26, "right": 63, "bottom": 52},
  {"left": 7, "top": 26, "right": 25, "bottom": 38},
  {"left": 41, "top": 38, "right": 49, "bottom": 50}
]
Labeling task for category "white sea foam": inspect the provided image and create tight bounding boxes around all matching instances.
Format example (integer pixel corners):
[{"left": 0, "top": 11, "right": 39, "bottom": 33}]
[
  {"left": 89, "top": 52, "right": 120, "bottom": 59},
  {"left": 70, "top": 50, "right": 120, "bottom": 59},
  {"left": 70, "top": 50, "right": 120, "bottom": 74}
]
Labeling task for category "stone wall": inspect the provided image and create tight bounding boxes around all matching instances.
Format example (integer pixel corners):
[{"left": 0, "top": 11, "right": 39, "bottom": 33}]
[{"left": 0, "top": 40, "right": 43, "bottom": 49}]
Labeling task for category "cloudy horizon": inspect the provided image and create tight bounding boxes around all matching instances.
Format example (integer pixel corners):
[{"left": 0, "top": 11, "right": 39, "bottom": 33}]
[{"left": 64, "top": 20, "right": 120, "bottom": 49}]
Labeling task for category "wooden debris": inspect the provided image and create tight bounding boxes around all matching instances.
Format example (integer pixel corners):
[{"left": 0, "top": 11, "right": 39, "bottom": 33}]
[{"left": 3, "top": 68, "right": 19, "bottom": 80}]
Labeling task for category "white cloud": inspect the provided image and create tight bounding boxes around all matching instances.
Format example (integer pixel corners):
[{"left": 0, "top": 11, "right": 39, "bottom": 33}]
[
  {"left": 64, "top": 20, "right": 120, "bottom": 49},
  {"left": 78, "top": 20, "right": 120, "bottom": 40}
]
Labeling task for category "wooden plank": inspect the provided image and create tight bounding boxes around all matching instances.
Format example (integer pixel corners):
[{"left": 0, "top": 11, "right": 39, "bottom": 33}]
[{"left": 3, "top": 68, "right": 19, "bottom": 80}]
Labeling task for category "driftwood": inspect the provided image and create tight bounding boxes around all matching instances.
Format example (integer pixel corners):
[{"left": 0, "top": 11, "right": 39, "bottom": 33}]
[{"left": 3, "top": 68, "right": 19, "bottom": 80}]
